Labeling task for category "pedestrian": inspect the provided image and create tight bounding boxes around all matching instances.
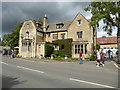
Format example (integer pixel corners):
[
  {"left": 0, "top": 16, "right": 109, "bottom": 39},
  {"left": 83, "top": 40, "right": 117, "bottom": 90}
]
[
  {"left": 2, "top": 50, "right": 5, "bottom": 55},
  {"left": 11, "top": 49, "right": 14, "bottom": 58},
  {"left": 14, "top": 49, "right": 17, "bottom": 58},
  {"left": 110, "top": 50, "right": 113, "bottom": 59},
  {"left": 79, "top": 51, "right": 83, "bottom": 64},
  {"left": 100, "top": 49, "right": 105, "bottom": 66},
  {"left": 96, "top": 50, "right": 104, "bottom": 67},
  {"left": 108, "top": 49, "right": 111, "bottom": 59}
]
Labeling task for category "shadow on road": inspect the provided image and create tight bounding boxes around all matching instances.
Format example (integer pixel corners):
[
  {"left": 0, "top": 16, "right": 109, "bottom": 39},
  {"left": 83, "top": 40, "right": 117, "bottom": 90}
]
[{"left": 2, "top": 75, "right": 26, "bottom": 89}]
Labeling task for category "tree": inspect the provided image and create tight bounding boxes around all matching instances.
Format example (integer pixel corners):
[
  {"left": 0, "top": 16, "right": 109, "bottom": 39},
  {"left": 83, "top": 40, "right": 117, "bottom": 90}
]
[
  {"left": 37, "top": 18, "right": 43, "bottom": 23},
  {"left": 45, "top": 44, "right": 54, "bottom": 57},
  {"left": 0, "top": 37, "right": 2, "bottom": 46},
  {"left": 2, "top": 23, "right": 23, "bottom": 49},
  {"left": 84, "top": 2, "right": 120, "bottom": 63},
  {"left": 96, "top": 44, "right": 100, "bottom": 50}
]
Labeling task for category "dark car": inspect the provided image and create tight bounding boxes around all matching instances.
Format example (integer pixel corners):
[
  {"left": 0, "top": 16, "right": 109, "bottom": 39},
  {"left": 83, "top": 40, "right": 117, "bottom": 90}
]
[{"left": 116, "top": 51, "right": 118, "bottom": 55}]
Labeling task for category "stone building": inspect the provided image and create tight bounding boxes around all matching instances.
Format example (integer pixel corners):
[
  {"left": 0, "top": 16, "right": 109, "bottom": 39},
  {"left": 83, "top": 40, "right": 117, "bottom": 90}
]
[{"left": 19, "top": 13, "right": 96, "bottom": 58}]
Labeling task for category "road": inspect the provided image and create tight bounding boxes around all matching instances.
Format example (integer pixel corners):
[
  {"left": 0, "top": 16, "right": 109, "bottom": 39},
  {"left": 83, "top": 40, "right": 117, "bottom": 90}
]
[{"left": 1, "top": 56, "right": 118, "bottom": 88}]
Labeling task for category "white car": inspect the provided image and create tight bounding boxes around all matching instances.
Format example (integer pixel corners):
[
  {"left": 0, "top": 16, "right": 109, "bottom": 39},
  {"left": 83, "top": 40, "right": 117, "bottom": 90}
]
[{"left": 100, "top": 47, "right": 118, "bottom": 55}]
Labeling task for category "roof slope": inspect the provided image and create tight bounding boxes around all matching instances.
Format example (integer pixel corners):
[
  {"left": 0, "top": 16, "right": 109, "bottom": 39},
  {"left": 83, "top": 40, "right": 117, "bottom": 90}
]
[
  {"left": 46, "top": 20, "right": 72, "bottom": 32},
  {"left": 97, "top": 37, "right": 117, "bottom": 44}
]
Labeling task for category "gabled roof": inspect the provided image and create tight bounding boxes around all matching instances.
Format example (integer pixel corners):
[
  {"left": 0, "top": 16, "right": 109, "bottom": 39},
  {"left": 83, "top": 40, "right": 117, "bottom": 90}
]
[
  {"left": 44, "top": 13, "right": 90, "bottom": 33},
  {"left": 46, "top": 20, "right": 72, "bottom": 32},
  {"left": 25, "top": 13, "right": 91, "bottom": 33},
  {"left": 97, "top": 36, "right": 117, "bottom": 44}
]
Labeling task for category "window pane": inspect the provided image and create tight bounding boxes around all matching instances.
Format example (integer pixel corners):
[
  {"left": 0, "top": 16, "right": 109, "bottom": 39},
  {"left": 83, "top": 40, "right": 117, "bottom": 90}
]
[
  {"left": 52, "top": 34, "right": 58, "bottom": 40},
  {"left": 81, "top": 44, "right": 83, "bottom": 53},
  {"left": 56, "top": 24, "right": 63, "bottom": 29},
  {"left": 78, "top": 45, "right": 80, "bottom": 49},
  {"left": 61, "top": 33, "right": 65, "bottom": 39},
  {"left": 77, "top": 20, "right": 82, "bottom": 26},
  {"left": 75, "top": 49, "right": 77, "bottom": 54},
  {"left": 78, "top": 49, "right": 80, "bottom": 53},
  {"left": 85, "top": 44, "right": 87, "bottom": 54},
  {"left": 77, "top": 31, "right": 82, "bottom": 38},
  {"left": 75, "top": 45, "right": 77, "bottom": 48}
]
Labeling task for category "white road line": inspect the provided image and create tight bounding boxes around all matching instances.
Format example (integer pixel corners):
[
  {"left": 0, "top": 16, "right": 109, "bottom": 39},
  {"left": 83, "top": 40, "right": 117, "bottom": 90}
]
[
  {"left": 70, "top": 78, "right": 116, "bottom": 88},
  {"left": 17, "top": 66, "right": 44, "bottom": 74},
  {"left": 113, "top": 63, "right": 120, "bottom": 69},
  {"left": 111, "top": 61, "right": 120, "bottom": 69},
  {"left": 1, "top": 62, "right": 8, "bottom": 65}
]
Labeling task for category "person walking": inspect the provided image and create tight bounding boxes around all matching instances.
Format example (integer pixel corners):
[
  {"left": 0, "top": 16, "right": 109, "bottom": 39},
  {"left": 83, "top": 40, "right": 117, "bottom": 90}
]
[
  {"left": 96, "top": 50, "right": 104, "bottom": 67},
  {"left": 79, "top": 51, "right": 83, "bottom": 64},
  {"left": 11, "top": 49, "right": 14, "bottom": 58},
  {"left": 100, "top": 49, "right": 105, "bottom": 66},
  {"left": 108, "top": 49, "right": 111, "bottom": 59}
]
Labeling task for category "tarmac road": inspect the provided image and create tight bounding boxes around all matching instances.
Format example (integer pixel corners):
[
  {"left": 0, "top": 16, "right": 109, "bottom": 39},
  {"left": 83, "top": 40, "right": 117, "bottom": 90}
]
[{"left": 1, "top": 56, "right": 118, "bottom": 89}]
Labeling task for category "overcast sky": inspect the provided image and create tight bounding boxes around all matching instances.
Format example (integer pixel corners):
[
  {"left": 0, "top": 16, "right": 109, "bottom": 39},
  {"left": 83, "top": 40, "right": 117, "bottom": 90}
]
[{"left": 1, "top": 1, "right": 117, "bottom": 38}]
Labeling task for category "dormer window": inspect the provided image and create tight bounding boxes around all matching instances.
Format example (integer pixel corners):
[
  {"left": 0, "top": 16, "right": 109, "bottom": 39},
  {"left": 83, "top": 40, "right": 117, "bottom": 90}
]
[
  {"left": 56, "top": 24, "right": 63, "bottom": 29},
  {"left": 77, "top": 20, "right": 82, "bottom": 26}
]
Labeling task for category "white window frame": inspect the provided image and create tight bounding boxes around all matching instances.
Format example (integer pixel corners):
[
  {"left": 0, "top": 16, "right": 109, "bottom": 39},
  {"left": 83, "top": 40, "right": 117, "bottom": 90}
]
[
  {"left": 52, "top": 34, "right": 58, "bottom": 40},
  {"left": 77, "top": 31, "right": 83, "bottom": 38},
  {"left": 61, "top": 33, "right": 65, "bottom": 39}
]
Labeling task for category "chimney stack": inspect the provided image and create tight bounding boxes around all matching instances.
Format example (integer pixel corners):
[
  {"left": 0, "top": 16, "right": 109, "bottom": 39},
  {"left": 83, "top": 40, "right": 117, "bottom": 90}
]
[{"left": 43, "top": 14, "right": 47, "bottom": 32}]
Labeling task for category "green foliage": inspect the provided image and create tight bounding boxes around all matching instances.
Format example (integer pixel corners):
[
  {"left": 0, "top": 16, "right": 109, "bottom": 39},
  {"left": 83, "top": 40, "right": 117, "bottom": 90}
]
[
  {"left": 89, "top": 54, "right": 96, "bottom": 61},
  {"left": 84, "top": 2, "right": 120, "bottom": 35},
  {"left": 53, "top": 50, "right": 59, "bottom": 58},
  {"left": 96, "top": 44, "right": 100, "bottom": 50},
  {"left": 2, "top": 23, "right": 23, "bottom": 48},
  {"left": 37, "top": 18, "right": 43, "bottom": 23},
  {"left": 45, "top": 44, "right": 54, "bottom": 57},
  {"left": 53, "top": 39, "right": 73, "bottom": 57},
  {"left": 0, "top": 37, "right": 2, "bottom": 46}
]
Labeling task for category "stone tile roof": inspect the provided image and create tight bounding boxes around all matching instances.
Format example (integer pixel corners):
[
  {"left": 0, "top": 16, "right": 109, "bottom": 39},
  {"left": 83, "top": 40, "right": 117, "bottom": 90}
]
[
  {"left": 34, "top": 21, "right": 43, "bottom": 32},
  {"left": 34, "top": 16, "right": 90, "bottom": 32},
  {"left": 97, "top": 36, "right": 117, "bottom": 44},
  {"left": 46, "top": 20, "right": 72, "bottom": 32}
]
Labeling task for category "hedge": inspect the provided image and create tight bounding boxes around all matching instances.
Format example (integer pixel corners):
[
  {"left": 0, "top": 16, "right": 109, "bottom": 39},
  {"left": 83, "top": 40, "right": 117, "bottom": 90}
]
[
  {"left": 45, "top": 43, "right": 54, "bottom": 57},
  {"left": 53, "top": 39, "right": 73, "bottom": 57}
]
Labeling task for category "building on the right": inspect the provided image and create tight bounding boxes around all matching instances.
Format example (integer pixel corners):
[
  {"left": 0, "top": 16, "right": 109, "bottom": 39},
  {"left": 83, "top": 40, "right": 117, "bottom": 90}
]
[{"left": 97, "top": 36, "right": 117, "bottom": 54}]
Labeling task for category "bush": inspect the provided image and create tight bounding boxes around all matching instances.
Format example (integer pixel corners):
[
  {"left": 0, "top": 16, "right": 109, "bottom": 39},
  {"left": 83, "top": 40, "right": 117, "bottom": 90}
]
[
  {"left": 45, "top": 44, "right": 54, "bottom": 57},
  {"left": 89, "top": 54, "right": 96, "bottom": 61},
  {"left": 53, "top": 50, "right": 59, "bottom": 58}
]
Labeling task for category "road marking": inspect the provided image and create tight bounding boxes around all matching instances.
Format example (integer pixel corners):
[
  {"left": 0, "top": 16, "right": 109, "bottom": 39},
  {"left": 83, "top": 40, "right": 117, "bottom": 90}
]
[
  {"left": 70, "top": 78, "right": 116, "bottom": 88},
  {"left": 17, "top": 66, "right": 44, "bottom": 74},
  {"left": 111, "top": 61, "right": 120, "bottom": 69},
  {"left": 1, "top": 62, "right": 8, "bottom": 65}
]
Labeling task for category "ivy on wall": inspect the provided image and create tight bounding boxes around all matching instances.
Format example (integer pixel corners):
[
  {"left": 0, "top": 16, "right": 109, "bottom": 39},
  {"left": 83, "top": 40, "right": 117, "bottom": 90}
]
[{"left": 53, "top": 39, "right": 73, "bottom": 57}]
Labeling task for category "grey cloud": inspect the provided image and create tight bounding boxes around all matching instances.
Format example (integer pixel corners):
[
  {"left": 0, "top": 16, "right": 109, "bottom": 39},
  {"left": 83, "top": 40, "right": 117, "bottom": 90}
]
[{"left": 2, "top": 2, "right": 91, "bottom": 35}]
